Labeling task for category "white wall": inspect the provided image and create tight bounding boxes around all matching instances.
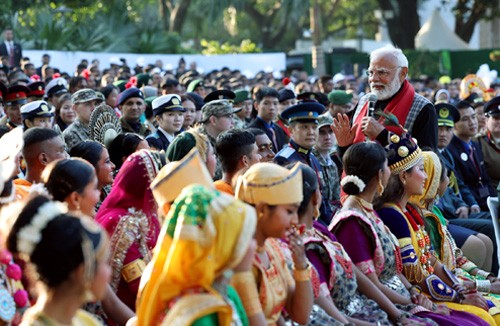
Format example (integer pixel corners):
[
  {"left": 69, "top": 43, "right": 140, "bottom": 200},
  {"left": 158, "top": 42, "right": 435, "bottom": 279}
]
[{"left": 24, "top": 50, "right": 286, "bottom": 77}]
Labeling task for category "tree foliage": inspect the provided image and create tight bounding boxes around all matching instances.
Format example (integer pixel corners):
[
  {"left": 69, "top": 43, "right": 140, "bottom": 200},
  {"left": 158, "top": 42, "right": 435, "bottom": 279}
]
[
  {"left": 453, "top": 0, "right": 500, "bottom": 43},
  {"left": 0, "top": 0, "right": 495, "bottom": 53}
]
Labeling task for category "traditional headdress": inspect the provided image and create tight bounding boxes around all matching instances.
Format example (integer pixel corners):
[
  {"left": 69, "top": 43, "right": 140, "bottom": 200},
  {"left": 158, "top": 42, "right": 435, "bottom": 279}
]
[
  {"left": 386, "top": 133, "right": 422, "bottom": 174},
  {"left": 235, "top": 162, "right": 303, "bottom": 205},
  {"left": 89, "top": 103, "right": 122, "bottom": 148},
  {"left": 410, "top": 151, "right": 442, "bottom": 208},
  {"left": 137, "top": 185, "right": 256, "bottom": 325},
  {"left": 151, "top": 148, "right": 214, "bottom": 215}
]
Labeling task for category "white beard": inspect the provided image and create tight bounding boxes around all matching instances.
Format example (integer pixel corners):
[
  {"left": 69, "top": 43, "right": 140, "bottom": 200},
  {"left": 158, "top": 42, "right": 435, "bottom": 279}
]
[{"left": 370, "top": 75, "right": 402, "bottom": 100}]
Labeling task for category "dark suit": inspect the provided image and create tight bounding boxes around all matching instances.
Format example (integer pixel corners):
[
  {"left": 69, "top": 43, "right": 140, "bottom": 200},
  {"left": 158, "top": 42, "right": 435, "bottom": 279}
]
[
  {"left": 247, "top": 117, "right": 289, "bottom": 153},
  {"left": 439, "top": 149, "right": 477, "bottom": 207},
  {"left": 146, "top": 129, "right": 170, "bottom": 151},
  {"left": 0, "top": 41, "right": 22, "bottom": 68},
  {"left": 446, "top": 135, "right": 496, "bottom": 211}
]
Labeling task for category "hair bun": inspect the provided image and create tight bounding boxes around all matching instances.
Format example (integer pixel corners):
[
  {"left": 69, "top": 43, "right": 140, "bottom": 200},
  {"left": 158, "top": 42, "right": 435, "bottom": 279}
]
[{"left": 341, "top": 175, "right": 366, "bottom": 195}]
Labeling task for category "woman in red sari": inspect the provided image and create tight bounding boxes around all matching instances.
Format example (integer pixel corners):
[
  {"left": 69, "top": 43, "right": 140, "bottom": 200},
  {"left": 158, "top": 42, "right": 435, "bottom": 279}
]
[{"left": 95, "top": 149, "right": 164, "bottom": 311}]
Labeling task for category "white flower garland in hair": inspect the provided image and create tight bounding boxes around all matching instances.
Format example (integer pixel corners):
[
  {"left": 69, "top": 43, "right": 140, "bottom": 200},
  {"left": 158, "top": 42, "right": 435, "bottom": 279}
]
[
  {"left": 340, "top": 175, "right": 366, "bottom": 193},
  {"left": 17, "top": 201, "right": 68, "bottom": 256}
]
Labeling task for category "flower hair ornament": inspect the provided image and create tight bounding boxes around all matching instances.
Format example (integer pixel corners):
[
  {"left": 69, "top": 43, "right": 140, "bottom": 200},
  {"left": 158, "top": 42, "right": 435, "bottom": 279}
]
[
  {"left": 17, "top": 201, "right": 68, "bottom": 257},
  {"left": 341, "top": 175, "right": 366, "bottom": 193}
]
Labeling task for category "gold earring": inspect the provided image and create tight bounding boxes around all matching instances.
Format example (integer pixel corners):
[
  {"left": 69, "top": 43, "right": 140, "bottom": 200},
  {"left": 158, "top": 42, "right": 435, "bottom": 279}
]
[
  {"left": 82, "top": 283, "right": 95, "bottom": 303},
  {"left": 378, "top": 179, "right": 384, "bottom": 195},
  {"left": 258, "top": 212, "right": 264, "bottom": 220}
]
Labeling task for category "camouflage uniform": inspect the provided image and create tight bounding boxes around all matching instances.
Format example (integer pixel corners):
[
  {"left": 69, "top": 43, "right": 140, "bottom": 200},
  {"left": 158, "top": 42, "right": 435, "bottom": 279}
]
[
  {"left": 120, "top": 117, "right": 151, "bottom": 137},
  {"left": 199, "top": 99, "right": 242, "bottom": 181},
  {"left": 63, "top": 118, "right": 90, "bottom": 150},
  {"left": 312, "top": 148, "right": 341, "bottom": 211},
  {"left": 233, "top": 116, "right": 247, "bottom": 129},
  {"left": 198, "top": 124, "right": 222, "bottom": 181}
]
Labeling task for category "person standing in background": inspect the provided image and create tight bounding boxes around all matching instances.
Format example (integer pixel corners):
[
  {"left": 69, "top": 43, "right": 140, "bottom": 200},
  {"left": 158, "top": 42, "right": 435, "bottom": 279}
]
[{"left": 0, "top": 28, "right": 22, "bottom": 69}]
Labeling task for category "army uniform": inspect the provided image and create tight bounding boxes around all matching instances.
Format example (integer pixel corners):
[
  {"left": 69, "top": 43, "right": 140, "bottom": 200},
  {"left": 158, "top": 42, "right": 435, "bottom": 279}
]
[
  {"left": 63, "top": 89, "right": 103, "bottom": 150},
  {"left": 63, "top": 118, "right": 90, "bottom": 150},
  {"left": 199, "top": 97, "right": 241, "bottom": 181},
  {"left": 312, "top": 148, "right": 340, "bottom": 206},
  {"left": 120, "top": 118, "right": 151, "bottom": 138},
  {"left": 118, "top": 88, "right": 151, "bottom": 138}
]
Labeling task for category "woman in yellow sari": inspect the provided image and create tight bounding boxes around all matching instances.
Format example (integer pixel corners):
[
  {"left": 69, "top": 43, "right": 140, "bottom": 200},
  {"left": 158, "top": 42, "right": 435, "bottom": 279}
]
[
  {"left": 410, "top": 151, "right": 500, "bottom": 310},
  {"left": 136, "top": 184, "right": 261, "bottom": 325},
  {"left": 235, "top": 162, "right": 314, "bottom": 325}
]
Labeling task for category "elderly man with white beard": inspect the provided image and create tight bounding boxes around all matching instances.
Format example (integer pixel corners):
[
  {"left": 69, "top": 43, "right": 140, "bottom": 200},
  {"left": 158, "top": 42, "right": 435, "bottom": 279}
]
[{"left": 334, "top": 45, "right": 437, "bottom": 151}]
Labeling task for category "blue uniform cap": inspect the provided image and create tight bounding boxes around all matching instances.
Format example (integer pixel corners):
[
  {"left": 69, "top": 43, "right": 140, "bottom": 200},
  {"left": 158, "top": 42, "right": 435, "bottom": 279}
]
[{"left": 280, "top": 101, "right": 325, "bottom": 123}]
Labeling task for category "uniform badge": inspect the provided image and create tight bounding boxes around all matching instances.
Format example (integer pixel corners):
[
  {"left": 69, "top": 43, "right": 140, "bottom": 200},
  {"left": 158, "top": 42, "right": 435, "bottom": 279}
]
[
  {"left": 460, "top": 152, "right": 468, "bottom": 161},
  {"left": 439, "top": 108, "right": 449, "bottom": 119}
]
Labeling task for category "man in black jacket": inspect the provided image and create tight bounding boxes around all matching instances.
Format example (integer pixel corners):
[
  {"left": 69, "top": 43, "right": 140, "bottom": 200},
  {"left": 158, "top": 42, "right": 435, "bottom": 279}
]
[
  {"left": 247, "top": 87, "right": 289, "bottom": 153},
  {"left": 446, "top": 101, "right": 496, "bottom": 211}
]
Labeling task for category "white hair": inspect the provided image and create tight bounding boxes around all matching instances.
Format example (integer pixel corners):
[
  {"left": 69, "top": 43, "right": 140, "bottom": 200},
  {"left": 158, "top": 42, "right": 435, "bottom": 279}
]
[{"left": 370, "top": 45, "right": 408, "bottom": 68}]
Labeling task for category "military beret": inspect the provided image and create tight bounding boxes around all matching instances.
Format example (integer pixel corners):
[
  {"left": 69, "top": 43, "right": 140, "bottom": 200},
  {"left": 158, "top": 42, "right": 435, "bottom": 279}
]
[
  {"left": 161, "top": 78, "right": 179, "bottom": 89},
  {"left": 118, "top": 87, "right": 144, "bottom": 106},
  {"left": 21, "top": 100, "right": 54, "bottom": 120},
  {"left": 144, "top": 96, "right": 157, "bottom": 109},
  {"left": 234, "top": 89, "right": 251, "bottom": 104},
  {"left": 186, "top": 92, "right": 205, "bottom": 111},
  {"left": 435, "top": 103, "right": 460, "bottom": 127},
  {"left": 186, "top": 79, "right": 204, "bottom": 93},
  {"left": 136, "top": 73, "right": 150, "bottom": 88},
  {"left": 328, "top": 90, "right": 353, "bottom": 105},
  {"left": 152, "top": 94, "right": 185, "bottom": 116},
  {"left": 297, "top": 92, "right": 328, "bottom": 106},
  {"left": 281, "top": 101, "right": 325, "bottom": 123},
  {"left": 278, "top": 89, "right": 296, "bottom": 103},
  {"left": 484, "top": 96, "right": 500, "bottom": 117},
  {"left": 113, "top": 80, "right": 127, "bottom": 92}
]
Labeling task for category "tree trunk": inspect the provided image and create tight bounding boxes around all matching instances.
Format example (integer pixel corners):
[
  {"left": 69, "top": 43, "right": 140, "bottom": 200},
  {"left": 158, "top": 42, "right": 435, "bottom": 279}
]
[
  {"left": 168, "top": 0, "right": 192, "bottom": 33},
  {"left": 454, "top": 0, "right": 489, "bottom": 43},
  {"left": 376, "top": 0, "right": 420, "bottom": 49},
  {"left": 158, "top": 0, "right": 168, "bottom": 31}
]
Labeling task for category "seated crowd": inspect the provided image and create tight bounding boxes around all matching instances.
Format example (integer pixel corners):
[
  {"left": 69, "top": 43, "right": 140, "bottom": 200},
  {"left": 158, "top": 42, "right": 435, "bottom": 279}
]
[{"left": 0, "top": 45, "right": 499, "bottom": 325}]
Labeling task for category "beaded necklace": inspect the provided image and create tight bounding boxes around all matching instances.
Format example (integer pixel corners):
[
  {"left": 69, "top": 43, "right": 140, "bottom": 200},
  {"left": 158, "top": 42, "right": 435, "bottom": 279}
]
[{"left": 399, "top": 203, "right": 434, "bottom": 275}]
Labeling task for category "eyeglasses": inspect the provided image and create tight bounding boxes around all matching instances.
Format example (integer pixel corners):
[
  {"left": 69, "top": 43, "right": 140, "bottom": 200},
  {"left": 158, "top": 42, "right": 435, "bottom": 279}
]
[{"left": 365, "top": 66, "right": 402, "bottom": 78}]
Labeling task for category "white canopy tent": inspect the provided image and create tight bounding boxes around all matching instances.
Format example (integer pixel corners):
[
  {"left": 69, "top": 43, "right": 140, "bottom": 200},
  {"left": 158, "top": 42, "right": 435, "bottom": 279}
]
[{"left": 415, "top": 8, "right": 470, "bottom": 51}]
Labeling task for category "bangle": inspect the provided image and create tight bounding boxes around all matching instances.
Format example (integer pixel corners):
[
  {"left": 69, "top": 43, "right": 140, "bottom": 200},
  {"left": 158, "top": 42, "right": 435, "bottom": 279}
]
[
  {"left": 231, "top": 271, "right": 263, "bottom": 317},
  {"left": 293, "top": 264, "right": 311, "bottom": 282},
  {"left": 476, "top": 279, "right": 491, "bottom": 293},
  {"left": 476, "top": 269, "right": 492, "bottom": 279},
  {"left": 408, "top": 284, "right": 422, "bottom": 294}
]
